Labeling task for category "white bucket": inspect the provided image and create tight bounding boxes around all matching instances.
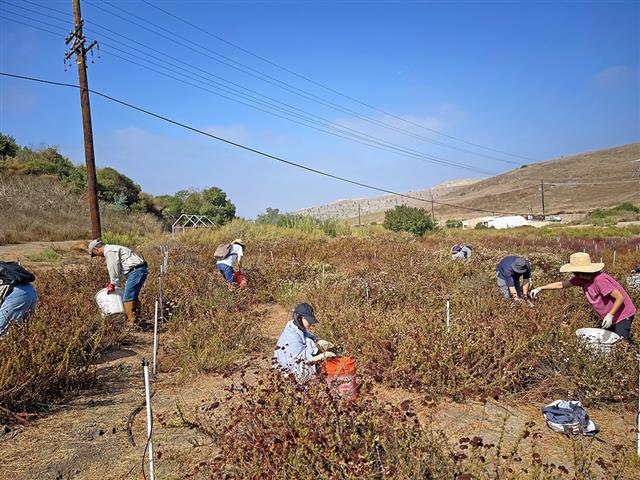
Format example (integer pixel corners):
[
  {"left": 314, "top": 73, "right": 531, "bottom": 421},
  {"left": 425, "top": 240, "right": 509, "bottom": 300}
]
[
  {"left": 575, "top": 327, "right": 622, "bottom": 354},
  {"left": 95, "top": 287, "right": 125, "bottom": 316}
]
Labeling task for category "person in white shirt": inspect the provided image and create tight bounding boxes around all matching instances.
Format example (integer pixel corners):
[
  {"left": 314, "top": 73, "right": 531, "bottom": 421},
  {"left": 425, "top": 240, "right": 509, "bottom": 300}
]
[
  {"left": 451, "top": 244, "right": 472, "bottom": 261},
  {"left": 215, "top": 239, "right": 244, "bottom": 284},
  {"left": 88, "top": 239, "right": 148, "bottom": 327}
]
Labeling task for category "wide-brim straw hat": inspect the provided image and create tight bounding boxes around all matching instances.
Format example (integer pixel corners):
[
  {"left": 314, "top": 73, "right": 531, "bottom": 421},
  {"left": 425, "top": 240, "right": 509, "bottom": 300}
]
[{"left": 559, "top": 252, "right": 604, "bottom": 273}]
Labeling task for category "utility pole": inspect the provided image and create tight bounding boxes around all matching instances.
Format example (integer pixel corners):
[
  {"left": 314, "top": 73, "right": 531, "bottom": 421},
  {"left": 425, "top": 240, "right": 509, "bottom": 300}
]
[
  {"left": 430, "top": 196, "right": 435, "bottom": 220},
  {"left": 66, "top": 0, "right": 101, "bottom": 238},
  {"left": 539, "top": 179, "right": 546, "bottom": 220}
]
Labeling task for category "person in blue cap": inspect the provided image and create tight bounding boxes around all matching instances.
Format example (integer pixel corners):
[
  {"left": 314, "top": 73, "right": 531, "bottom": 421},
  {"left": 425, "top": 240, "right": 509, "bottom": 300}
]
[
  {"left": 273, "top": 303, "right": 336, "bottom": 382},
  {"left": 496, "top": 255, "right": 532, "bottom": 301}
]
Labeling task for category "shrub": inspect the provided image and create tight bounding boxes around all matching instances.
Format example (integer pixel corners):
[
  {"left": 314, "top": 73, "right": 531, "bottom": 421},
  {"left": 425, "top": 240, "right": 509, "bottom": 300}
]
[
  {"left": 96, "top": 167, "right": 141, "bottom": 206},
  {"left": 0, "top": 132, "right": 18, "bottom": 158},
  {"left": 383, "top": 205, "right": 436, "bottom": 236}
]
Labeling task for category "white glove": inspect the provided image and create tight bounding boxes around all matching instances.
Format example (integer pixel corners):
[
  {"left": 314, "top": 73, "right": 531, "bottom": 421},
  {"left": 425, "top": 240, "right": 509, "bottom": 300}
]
[
  {"left": 317, "top": 339, "right": 335, "bottom": 352},
  {"left": 309, "top": 351, "right": 336, "bottom": 362},
  {"left": 530, "top": 288, "right": 541, "bottom": 299},
  {"left": 601, "top": 313, "right": 614, "bottom": 329}
]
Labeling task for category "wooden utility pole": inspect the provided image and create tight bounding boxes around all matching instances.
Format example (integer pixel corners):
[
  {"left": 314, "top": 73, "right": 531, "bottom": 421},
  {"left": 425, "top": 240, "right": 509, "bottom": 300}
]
[
  {"left": 66, "top": 0, "right": 101, "bottom": 238},
  {"left": 430, "top": 193, "right": 435, "bottom": 219},
  {"left": 540, "top": 179, "right": 546, "bottom": 219}
]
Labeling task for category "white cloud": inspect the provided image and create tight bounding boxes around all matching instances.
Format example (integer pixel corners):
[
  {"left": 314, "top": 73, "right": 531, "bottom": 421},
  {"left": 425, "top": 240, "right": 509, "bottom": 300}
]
[{"left": 594, "top": 66, "right": 636, "bottom": 86}]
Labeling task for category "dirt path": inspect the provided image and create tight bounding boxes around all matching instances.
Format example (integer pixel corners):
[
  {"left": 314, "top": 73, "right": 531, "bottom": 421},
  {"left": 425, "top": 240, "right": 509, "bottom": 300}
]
[
  {"left": 0, "top": 240, "right": 88, "bottom": 270},
  {"left": 0, "top": 300, "right": 635, "bottom": 479}
]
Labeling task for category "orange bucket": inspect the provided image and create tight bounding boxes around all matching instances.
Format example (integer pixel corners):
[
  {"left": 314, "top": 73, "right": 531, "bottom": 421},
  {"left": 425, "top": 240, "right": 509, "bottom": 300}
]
[
  {"left": 325, "top": 357, "right": 357, "bottom": 401},
  {"left": 233, "top": 272, "right": 248, "bottom": 287}
]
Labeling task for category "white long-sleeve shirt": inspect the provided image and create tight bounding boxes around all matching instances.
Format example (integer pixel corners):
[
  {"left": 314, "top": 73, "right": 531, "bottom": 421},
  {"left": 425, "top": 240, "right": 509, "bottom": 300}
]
[
  {"left": 216, "top": 244, "right": 244, "bottom": 268},
  {"left": 104, "top": 244, "right": 145, "bottom": 285}
]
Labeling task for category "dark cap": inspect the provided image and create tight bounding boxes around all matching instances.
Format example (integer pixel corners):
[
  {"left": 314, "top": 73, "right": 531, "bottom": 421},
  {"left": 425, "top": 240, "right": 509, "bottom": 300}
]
[
  {"left": 293, "top": 302, "right": 318, "bottom": 324},
  {"left": 512, "top": 257, "right": 530, "bottom": 274}
]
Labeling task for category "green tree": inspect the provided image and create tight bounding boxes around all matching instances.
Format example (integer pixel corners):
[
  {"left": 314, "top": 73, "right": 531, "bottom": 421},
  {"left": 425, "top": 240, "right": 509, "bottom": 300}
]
[
  {"left": 96, "top": 167, "right": 141, "bottom": 206},
  {"left": 256, "top": 207, "right": 282, "bottom": 224},
  {"left": 199, "top": 186, "right": 236, "bottom": 224},
  {"left": 21, "top": 147, "right": 76, "bottom": 178},
  {"left": 383, "top": 205, "right": 436, "bottom": 236},
  {"left": 0, "top": 133, "right": 18, "bottom": 158}
]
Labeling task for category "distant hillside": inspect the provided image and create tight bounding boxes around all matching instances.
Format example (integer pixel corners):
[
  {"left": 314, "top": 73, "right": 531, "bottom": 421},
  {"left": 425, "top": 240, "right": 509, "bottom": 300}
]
[
  {"left": 296, "top": 178, "right": 481, "bottom": 220},
  {"left": 296, "top": 143, "right": 640, "bottom": 223}
]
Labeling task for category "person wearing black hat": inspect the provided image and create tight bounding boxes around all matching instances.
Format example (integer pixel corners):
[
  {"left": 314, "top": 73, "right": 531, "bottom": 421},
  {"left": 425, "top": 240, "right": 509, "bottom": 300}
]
[
  {"left": 273, "top": 303, "right": 336, "bottom": 381},
  {"left": 496, "top": 255, "right": 532, "bottom": 301}
]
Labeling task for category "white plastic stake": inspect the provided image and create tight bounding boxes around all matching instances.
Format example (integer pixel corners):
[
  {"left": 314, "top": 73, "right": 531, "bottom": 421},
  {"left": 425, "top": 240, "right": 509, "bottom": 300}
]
[
  {"left": 152, "top": 300, "right": 159, "bottom": 375},
  {"left": 446, "top": 299, "right": 450, "bottom": 332},
  {"left": 158, "top": 275, "right": 164, "bottom": 327},
  {"left": 142, "top": 359, "right": 155, "bottom": 480},
  {"left": 163, "top": 247, "right": 168, "bottom": 272},
  {"left": 613, "top": 251, "right": 617, "bottom": 265}
]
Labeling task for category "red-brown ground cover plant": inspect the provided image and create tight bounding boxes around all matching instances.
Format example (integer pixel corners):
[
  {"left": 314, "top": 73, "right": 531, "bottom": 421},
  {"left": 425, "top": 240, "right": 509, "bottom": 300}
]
[
  {"left": 188, "top": 370, "right": 629, "bottom": 479},
  {"left": 143, "top": 241, "right": 265, "bottom": 377},
  {"left": 243, "top": 234, "right": 639, "bottom": 406},
  {"left": 0, "top": 264, "right": 127, "bottom": 421}
]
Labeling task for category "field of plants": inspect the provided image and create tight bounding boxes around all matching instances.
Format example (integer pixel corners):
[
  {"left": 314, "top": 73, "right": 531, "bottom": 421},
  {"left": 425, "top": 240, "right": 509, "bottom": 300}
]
[{"left": 1, "top": 221, "right": 639, "bottom": 478}]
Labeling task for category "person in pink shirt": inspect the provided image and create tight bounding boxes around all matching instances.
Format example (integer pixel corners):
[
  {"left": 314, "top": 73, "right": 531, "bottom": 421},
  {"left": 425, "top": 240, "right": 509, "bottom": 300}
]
[{"left": 531, "top": 252, "right": 636, "bottom": 340}]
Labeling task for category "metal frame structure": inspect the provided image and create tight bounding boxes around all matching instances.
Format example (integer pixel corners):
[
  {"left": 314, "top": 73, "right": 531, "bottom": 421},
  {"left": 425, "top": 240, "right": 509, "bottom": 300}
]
[{"left": 171, "top": 214, "right": 215, "bottom": 237}]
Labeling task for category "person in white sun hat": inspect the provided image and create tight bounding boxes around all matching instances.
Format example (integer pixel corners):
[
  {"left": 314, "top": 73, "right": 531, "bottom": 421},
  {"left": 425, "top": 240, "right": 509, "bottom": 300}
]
[{"left": 531, "top": 252, "right": 636, "bottom": 340}]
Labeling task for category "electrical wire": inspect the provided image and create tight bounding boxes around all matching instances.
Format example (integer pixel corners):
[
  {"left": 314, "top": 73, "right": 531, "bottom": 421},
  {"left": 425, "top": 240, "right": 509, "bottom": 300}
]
[
  {"left": 0, "top": 71, "right": 522, "bottom": 216},
  {"left": 139, "top": 0, "right": 534, "bottom": 162},
  {"left": 84, "top": 0, "right": 525, "bottom": 166},
  {"left": 0, "top": 7, "right": 498, "bottom": 175}
]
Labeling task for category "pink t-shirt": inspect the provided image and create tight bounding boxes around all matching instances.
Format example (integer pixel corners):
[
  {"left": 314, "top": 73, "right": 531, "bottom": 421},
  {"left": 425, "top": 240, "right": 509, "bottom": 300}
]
[{"left": 569, "top": 272, "right": 636, "bottom": 324}]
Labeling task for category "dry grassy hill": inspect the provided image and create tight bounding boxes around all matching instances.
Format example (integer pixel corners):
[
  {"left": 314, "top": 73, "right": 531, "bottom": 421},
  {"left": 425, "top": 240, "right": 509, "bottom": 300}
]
[
  {"left": 0, "top": 172, "right": 162, "bottom": 244},
  {"left": 296, "top": 143, "right": 640, "bottom": 223}
]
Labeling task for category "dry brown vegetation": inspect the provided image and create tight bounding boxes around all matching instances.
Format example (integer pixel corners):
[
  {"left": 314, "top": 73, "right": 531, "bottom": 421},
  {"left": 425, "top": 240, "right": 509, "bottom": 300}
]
[
  {"left": 1, "top": 221, "right": 639, "bottom": 478},
  {"left": 0, "top": 172, "right": 162, "bottom": 245}
]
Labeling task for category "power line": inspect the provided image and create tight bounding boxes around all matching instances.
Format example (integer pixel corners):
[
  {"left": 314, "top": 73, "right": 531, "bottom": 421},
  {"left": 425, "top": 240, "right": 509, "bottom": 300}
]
[
  {"left": 83, "top": 0, "right": 524, "bottom": 166},
  {"left": 139, "top": 0, "right": 533, "bottom": 162},
  {"left": 0, "top": 7, "right": 498, "bottom": 175},
  {"left": 0, "top": 71, "right": 520, "bottom": 216}
]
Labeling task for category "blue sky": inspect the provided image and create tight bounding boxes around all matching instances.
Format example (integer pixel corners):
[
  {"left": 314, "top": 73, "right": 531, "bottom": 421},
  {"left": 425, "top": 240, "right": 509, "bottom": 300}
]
[{"left": 1, "top": 0, "right": 638, "bottom": 217}]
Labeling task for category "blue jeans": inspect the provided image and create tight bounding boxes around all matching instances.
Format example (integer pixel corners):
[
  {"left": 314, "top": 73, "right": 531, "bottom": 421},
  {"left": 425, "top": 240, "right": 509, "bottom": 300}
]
[
  {"left": 216, "top": 263, "right": 234, "bottom": 283},
  {"left": 123, "top": 266, "right": 148, "bottom": 302},
  {"left": 0, "top": 283, "right": 37, "bottom": 336}
]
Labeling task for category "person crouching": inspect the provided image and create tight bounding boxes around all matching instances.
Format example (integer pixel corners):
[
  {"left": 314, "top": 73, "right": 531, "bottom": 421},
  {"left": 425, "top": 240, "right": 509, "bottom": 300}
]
[{"left": 273, "top": 303, "right": 336, "bottom": 382}]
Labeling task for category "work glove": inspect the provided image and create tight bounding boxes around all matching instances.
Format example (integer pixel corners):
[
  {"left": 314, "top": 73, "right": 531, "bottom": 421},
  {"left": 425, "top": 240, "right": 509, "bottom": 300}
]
[
  {"left": 309, "top": 351, "right": 336, "bottom": 363},
  {"left": 530, "top": 288, "right": 541, "bottom": 299},
  {"left": 601, "top": 313, "right": 614, "bottom": 329},
  {"left": 106, "top": 283, "right": 116, "bottom": 294},
  {"left": 317, "top": 339, "right": 336, "bottom": 352}
]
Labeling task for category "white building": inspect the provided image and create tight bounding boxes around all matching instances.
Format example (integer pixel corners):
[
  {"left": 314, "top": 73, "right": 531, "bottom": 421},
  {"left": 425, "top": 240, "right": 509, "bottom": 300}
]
[{"left": 485, "top": 215, "right": 529, "bottom": 229}]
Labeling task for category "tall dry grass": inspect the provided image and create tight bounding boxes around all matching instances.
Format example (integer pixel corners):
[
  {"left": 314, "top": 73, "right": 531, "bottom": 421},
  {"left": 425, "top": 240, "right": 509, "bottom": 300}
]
[{"left": 0, "top": 172, "right": 163, "bottom": 244}]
